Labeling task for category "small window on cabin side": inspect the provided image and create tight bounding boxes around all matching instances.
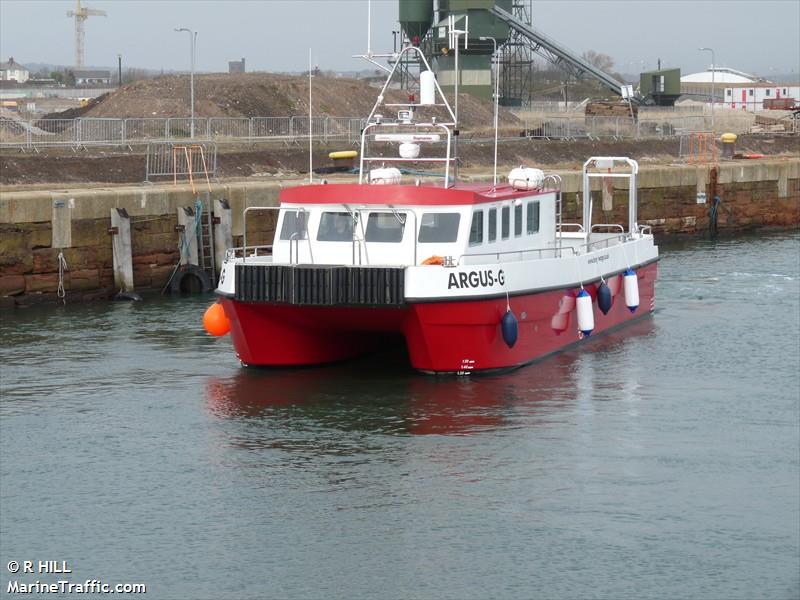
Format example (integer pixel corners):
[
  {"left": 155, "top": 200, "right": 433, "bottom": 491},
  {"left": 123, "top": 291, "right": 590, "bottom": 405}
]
[
  {"left": 514, "top": 204, "right": 522, "bottom": 237},
  {"left": 317, "top": 212, "right": 354, "bottom": 241},
  {"left": 501, "top": 206, "right": 510, "bottom": 239},
  {"left": 488, "top": 209, "right": 497, "bottom": 242},
  {"left": 748, "top": 89, "right": 754, "bottom": 97},
  {"left": 526, "top": 201, "right": 540, "bottom": 234},
  {"left": 365, "top": 213, "right": 405, "bottom": 243},
  {"left": 469, "top": 210, "right": 484, "bottom": 246},
  {"left": 418, "top": 213, "right": 461, "bottom": 243},
  {"left": 279, "top": 210, "right": 307, "bottom": 240},
  {"left": 726, "top": 89, "right": 731, "bottom": 97},
  {"left": 765, "top": 89, "right": 771, "bottom": 96}
]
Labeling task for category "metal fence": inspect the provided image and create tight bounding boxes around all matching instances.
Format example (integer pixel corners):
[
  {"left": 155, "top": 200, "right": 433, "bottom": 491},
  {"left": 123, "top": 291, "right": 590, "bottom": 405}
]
[
  {"left": 0, "top": 111, "right": 792, "bottom": 150},
  {"left": 521, "top": 115, "right": 719, "bottom": 139},
  {"left": 0, "top": 115, "right": 370, "bottom": 150},
  {"left": 145, "top": 142, "right": 218, "bottom": 182}
]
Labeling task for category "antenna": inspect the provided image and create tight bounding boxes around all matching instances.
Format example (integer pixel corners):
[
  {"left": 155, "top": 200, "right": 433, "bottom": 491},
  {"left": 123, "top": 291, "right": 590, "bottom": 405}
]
[
  {"left": 448, "top": 14, "right": 469, "bottom": 182},
  {"left": 447, "top": 14, "right": 469, "bottom": 126},
  {"left": 308, "top": 48, "right": 313, "bottom": 184},
  {"left": 352, "top": 0, "right": 391, "bottom": 73},
  {"left": 367, "top": 0, "right": 372, "bottom": 56}
]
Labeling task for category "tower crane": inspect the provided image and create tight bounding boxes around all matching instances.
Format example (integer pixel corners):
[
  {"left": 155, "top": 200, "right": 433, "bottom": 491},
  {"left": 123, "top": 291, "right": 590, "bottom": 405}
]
[{"left": 66, "top": 0, "right": 106, "bottom": 68}]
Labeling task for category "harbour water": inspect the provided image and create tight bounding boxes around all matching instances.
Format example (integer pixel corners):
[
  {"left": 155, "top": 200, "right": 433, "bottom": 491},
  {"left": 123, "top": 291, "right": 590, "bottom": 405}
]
[{"left": 1, "top": 232, "right": 798, "bottom": 599}]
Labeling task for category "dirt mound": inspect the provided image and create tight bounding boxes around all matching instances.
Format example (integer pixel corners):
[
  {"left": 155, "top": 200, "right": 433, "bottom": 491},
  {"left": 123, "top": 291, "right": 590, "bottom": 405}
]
[
  {"left": 46, "top": 72, "right": 517, "bottom": 129},
  {"left": 43, "top": 94, "right": 108, "bottom": 120}
]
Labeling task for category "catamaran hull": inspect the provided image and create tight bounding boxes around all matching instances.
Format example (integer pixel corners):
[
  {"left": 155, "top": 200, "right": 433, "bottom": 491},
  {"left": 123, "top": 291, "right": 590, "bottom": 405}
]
[{"left": 219, "top": 261, "right": 658, "bottom": 374}]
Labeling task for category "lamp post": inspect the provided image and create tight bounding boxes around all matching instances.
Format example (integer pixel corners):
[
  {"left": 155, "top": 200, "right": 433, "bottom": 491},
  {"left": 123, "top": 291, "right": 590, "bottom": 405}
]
[
  {"left": 175, "top": 27, "right": 196, "bottom": 138},
  {"left": 699, "top": 47, "right": 715, "bottom": 131},
  {"left": 480, "top": 36, "right": 499, "bottom": 191}
]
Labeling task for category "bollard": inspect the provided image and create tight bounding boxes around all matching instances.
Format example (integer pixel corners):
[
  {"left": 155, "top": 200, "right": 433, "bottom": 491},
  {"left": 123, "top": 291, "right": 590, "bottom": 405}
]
[{"left": 720, "top": 132, "right": 737, "bottom": 159}]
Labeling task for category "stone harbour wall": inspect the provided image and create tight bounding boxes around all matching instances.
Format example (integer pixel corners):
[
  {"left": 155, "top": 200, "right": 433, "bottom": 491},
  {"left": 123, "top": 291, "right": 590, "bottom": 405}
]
[
  {"left": 559, "top": 160, "right": 799, "bottom": 236},
  {"left": 0, "top": 159, "right": 797, "bottom": 308}
]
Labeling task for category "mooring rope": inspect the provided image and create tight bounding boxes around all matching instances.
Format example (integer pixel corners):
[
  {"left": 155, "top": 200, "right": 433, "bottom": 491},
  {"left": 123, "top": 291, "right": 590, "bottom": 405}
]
[
  {"left": 57, "top": 250, "right": 68, "bottom": 304},
  {"left": 161, "top": 196, "right": 205, "bottom": 294}
]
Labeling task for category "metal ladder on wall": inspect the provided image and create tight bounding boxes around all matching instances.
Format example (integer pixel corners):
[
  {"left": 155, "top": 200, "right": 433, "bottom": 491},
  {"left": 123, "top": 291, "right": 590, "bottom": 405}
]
[
  {"left": 196, "top": 194, "right": 216, "bottom": 284},
  {"left": 181, "top": 145, "right": 216, "bottom": 285}
]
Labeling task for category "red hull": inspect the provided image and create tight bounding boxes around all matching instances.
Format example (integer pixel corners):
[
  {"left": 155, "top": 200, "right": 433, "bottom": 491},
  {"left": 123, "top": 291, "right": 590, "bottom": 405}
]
[{"left": 220, "top": 262, "right": 657, "bottom": 373}]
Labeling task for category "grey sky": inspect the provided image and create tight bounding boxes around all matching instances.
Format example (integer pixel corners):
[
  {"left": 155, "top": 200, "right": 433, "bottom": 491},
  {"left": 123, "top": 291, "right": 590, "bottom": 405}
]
[{"left": 1, "top": 0, "right": 798, "bottom": 77}]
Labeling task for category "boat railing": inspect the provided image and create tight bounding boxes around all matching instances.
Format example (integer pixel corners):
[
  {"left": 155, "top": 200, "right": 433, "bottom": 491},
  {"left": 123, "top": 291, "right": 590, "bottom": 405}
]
[
  {"left": 638, "top": 224, "right": 653, "bottom": 236},
  {"left": 359, "top": 122, "right": 455, "bottom": 189},
  {"left": 225, "top": 245, "right": 273, "bottom": 260},
  {"left": 241, "top": 206, "right": 308, "bottom": 264},
  {"left": 347, "top": 206, "right": 419, "bottom": 267},
  {"left": 558, "top": 223, "right": 585, "bottom": 232},
  {"left": 544, "top": 173, "right": 563, "bottom": 252},
  {"left": 583, "top": 231, "right": 633, "bottom": 252},
  {"left": 289, "top": 233, "right": 301, "bottom": 265},
  {"left": 458, "top": 245, "right": 579, "bottom": 265},
  {"left": 591, "top": 223, "right": 625, "bottom": 233}
]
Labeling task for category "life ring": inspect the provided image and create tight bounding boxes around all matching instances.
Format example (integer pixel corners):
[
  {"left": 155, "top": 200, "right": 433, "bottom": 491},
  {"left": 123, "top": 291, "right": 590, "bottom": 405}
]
[
  {"left": 421, "top": 255, "right": 444, "bottom": 266},
  {"left": 329, "top": 150, "right": 358, "bottom": 160}
]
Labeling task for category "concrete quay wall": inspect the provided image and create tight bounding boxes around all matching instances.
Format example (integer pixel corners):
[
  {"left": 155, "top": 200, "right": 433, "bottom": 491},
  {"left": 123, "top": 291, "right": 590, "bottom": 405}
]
[{"left": 1, "top": 159, "right": 797, "bottom": 306}]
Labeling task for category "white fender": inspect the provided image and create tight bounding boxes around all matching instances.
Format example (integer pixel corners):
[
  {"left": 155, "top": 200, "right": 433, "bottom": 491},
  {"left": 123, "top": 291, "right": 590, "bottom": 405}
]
[
  {"left": 576, "top": 288, "right": 594, "bottom": 336},
  {"left": 624, "top": 268, "right": 639, "bottom": 313}
]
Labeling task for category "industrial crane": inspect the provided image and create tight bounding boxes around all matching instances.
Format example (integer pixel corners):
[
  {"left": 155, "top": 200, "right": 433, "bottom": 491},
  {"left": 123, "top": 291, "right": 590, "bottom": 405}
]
[{"left": 66, "top": 0, "right": 106, "bottom": 68}]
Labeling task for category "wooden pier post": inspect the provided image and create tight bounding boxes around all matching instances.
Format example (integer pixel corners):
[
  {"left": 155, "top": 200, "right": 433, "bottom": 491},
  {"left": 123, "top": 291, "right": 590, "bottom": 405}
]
[
  {"left": 110, "top": 208, "right": 134, "bottom": 292},
  {"left": 213, "top": 198, "right": 233, "bottom": 274},
  {"left": 177, "top": 206, "right": 199, "bottom": 266}
]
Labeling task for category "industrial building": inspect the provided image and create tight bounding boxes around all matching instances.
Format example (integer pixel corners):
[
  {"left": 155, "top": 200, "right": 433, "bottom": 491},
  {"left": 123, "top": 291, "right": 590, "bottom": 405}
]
[
  {"left": 723, "top": 83, "right": 799, "bottom": 111},
  {"left": 679, "top": 67, "right": 798, "bottom": 111},
  {"left": 229, "top": 58, "right": 246, "bottom": 74},
  {"left": 680, "top": 67, "right": 762, "bottom": 102},
  {"left": 72, "top": 69, "right": 111, "bottom": 85}
]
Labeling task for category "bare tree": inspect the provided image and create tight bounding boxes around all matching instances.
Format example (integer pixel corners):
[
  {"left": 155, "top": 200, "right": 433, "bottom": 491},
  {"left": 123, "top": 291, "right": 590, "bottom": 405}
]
[{"left": 581, "top": 50, "right": 615, "bottom": 74}]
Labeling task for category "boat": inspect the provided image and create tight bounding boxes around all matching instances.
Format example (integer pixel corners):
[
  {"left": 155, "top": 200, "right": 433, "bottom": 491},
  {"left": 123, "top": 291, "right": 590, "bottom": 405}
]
[{"left": 209, "top": 45, "right": 658, "bottom": 374}]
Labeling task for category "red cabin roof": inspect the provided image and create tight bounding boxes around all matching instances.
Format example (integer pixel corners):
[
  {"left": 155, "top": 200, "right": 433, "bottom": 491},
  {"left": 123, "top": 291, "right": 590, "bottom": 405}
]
[{"left": 279, "top": 182, "right": 552, "bottom": 207}]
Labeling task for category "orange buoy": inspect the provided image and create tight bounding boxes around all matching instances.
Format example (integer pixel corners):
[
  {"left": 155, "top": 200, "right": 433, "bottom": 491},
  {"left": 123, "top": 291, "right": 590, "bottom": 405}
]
[
  {"left": 203, "top": 302, "right": 231, "bottom": 336},
  {"left": 421, "top": 255, "right": 444, "bottom": 265}
]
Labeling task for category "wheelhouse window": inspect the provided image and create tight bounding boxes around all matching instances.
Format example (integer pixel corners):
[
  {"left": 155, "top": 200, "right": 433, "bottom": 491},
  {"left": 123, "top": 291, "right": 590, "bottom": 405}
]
[
  {"left": 501, "top": 206, "right": 510, "bottom": 239},
  {"left": 488, "top": 208, "right": 497, "bottom": 242},
  {"left": 418, "top": 213, "right": 461, "bottom": 243},
  {"left": 514, "top": 204, "right": 522, "bottom": 237},
  {"left": 317, "top": 212, "right": 354, "bottom": 241},
  {"left": 526, "top": 201, "right": 540, "bottom": 234},
  {"left": 365, "top": 212, "right": 405, "bottom": 243},
  {"left": 279, "top": 210, "right": 307, "bottom": 240},
  {"left": 469, "top": 210, "right": 483, "bottom": 246}
]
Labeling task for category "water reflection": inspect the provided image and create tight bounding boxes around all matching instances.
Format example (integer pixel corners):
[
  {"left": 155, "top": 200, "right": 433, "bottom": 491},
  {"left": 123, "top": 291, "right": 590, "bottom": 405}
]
[{"left": 204, "top": 320, "right": 655, "bottom": 441}]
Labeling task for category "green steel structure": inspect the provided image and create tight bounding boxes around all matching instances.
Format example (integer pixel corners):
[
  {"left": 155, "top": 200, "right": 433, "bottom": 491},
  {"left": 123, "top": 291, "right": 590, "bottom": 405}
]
[
  {"left": 397, "top": 0, "right": 632, "bottom": 106},
  {"left": 639, "top": 68, "right": 681, "bottom": 106},
  {"left": 398, "top": 0, "right": 514, "bottom": 103}
]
